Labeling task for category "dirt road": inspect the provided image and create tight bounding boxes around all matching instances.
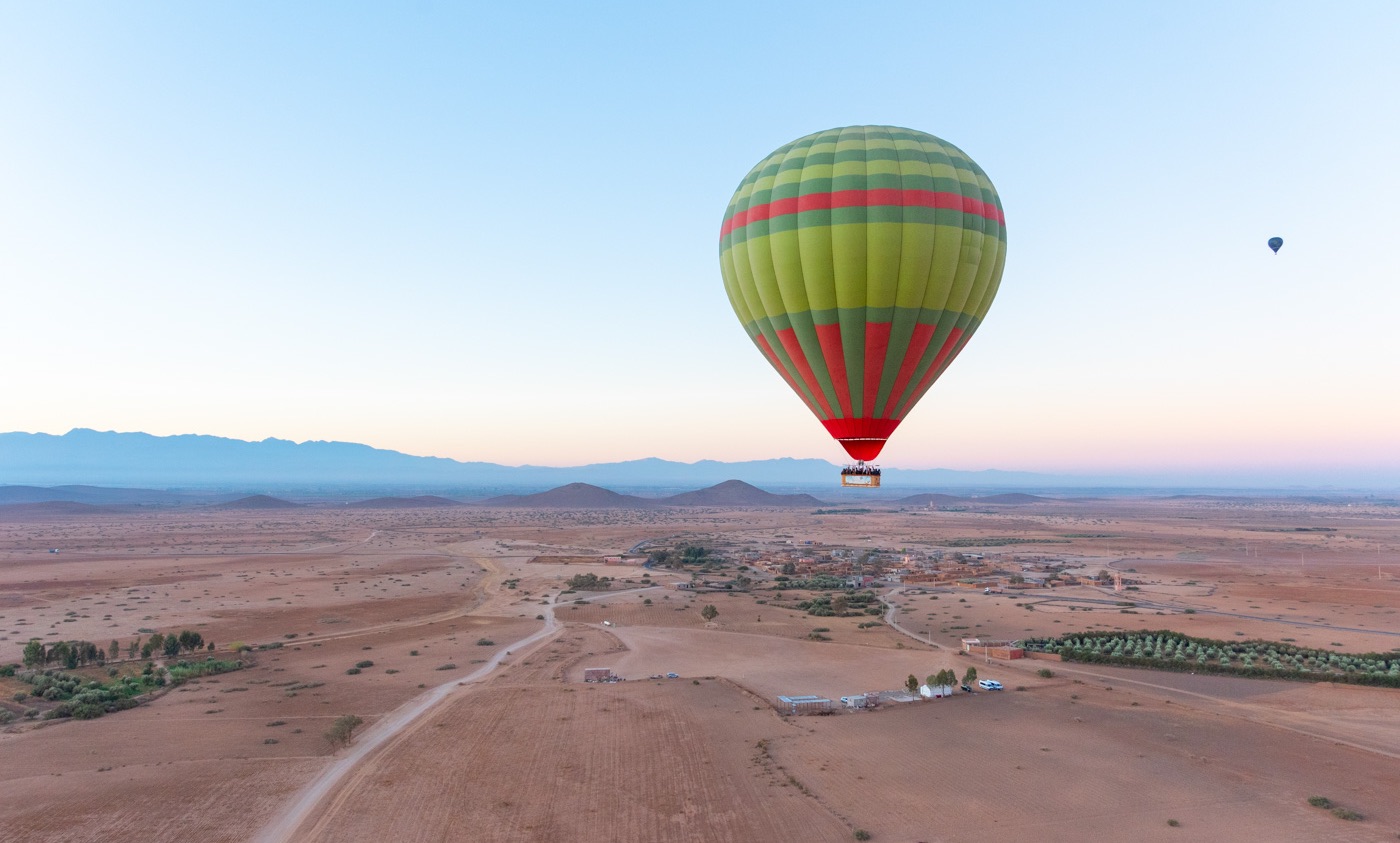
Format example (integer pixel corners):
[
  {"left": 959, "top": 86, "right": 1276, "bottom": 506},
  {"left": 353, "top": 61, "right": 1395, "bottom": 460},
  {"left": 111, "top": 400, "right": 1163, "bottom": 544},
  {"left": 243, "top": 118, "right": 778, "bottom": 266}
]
[{"left": 252, "top": 592, "right": 562, "bottom": 843}]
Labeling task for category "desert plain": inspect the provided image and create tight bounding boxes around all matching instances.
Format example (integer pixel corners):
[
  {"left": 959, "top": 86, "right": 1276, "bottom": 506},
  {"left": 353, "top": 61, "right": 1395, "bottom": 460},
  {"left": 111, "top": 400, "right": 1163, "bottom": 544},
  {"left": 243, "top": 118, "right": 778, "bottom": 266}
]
[{"left": 1, "top": 493, "right": 1398, "bottom": 842}]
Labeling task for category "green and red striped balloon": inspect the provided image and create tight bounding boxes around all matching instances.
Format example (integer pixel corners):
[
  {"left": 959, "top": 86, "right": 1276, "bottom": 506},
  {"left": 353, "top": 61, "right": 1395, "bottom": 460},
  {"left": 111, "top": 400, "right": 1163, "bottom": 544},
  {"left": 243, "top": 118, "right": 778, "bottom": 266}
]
[{"left": 719, "top": 125, "right": 1007, "bottom": 463}]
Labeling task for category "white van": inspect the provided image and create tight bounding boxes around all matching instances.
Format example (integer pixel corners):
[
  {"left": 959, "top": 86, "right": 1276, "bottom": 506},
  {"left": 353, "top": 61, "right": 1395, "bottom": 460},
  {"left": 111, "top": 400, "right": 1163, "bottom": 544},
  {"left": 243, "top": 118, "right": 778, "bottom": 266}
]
[{"left": 977, "top": 679, "right": 1004, "bottom": 690}]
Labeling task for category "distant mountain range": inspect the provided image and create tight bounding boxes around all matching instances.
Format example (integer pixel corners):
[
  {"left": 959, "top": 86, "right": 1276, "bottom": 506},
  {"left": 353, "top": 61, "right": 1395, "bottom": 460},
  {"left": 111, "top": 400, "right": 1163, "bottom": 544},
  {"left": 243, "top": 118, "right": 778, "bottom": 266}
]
[
  {"left": 1, "top": 428, "right": 1395, "bottom": 493},
  {"left": 0, "top": 428, "right": 1055, "bottom": 491}
]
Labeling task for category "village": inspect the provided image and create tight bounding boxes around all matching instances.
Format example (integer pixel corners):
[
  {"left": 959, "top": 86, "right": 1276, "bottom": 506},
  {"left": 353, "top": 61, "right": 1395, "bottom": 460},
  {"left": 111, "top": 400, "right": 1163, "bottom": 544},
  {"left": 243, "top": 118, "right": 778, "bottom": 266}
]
[
  {"left": 571, "top": 532, "right": 1136, "bottom": 717},
  {"left": 612, "top": 532, "right": 1127, "bottom": 595}
]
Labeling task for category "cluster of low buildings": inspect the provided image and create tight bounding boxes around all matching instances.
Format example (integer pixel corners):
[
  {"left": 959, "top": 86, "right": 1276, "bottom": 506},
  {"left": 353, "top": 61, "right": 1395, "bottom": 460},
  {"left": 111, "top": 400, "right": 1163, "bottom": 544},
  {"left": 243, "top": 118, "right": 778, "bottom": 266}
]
[
  {"left": 743, "top": 540, "right": 1106, "bottom": 592},
  {"left": 778, "top": 683, "right": 961, "bottom": 716}
]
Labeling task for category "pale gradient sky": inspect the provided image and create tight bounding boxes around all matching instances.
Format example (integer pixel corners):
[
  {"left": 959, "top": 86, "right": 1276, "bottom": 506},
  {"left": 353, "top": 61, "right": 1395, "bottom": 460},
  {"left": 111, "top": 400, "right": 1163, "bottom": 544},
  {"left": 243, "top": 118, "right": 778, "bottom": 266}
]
[{"left": 2, "top": 2, "right": 1398, "bottom": 480}]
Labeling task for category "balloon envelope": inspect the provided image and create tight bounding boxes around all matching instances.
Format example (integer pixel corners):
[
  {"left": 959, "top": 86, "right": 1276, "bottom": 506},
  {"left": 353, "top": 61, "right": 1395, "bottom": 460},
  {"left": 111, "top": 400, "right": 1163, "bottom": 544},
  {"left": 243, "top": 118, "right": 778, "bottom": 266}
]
[
  {"left": 1268, "top": 236, "right": 1283, "bottom": 253},
  {"left": 719, "top": 126, "right": 1006, "bottom": 462}
]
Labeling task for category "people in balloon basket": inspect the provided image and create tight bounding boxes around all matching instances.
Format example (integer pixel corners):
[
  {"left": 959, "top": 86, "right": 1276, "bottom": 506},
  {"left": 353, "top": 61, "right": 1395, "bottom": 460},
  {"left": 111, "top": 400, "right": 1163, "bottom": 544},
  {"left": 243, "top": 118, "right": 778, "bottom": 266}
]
[{"left": 842, "top": 464, "right": 881, "bottom": 477}]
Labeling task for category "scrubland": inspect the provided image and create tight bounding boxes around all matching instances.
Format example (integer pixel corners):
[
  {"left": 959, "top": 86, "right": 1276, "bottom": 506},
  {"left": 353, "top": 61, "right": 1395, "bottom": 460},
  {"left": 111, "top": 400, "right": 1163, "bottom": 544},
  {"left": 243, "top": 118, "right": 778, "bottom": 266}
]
[{"left": 0, "top": 496, "right": 1397, "bottom": 841}]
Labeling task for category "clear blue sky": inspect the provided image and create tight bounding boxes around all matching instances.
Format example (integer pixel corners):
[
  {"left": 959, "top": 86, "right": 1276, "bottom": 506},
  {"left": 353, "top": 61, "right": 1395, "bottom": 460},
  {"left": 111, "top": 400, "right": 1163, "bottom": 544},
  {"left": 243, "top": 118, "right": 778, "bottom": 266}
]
[{"left": 3, "top": 2, "right": 1398, "bottom": 483}]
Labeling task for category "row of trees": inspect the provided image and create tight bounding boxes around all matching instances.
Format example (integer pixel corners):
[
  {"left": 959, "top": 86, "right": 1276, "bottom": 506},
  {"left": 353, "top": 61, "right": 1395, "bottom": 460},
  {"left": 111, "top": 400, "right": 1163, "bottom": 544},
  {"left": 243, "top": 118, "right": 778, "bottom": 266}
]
[
  {"left": 648, "top": 545, "right": 719, "bottom": 570},
  {"left": 21, "top": 630, "right": 213, "bottom": 669},
  {"left": 795, "top": 590, "right": 882, "bottom": 617},
  {"left": 12, "top": 656, "right": 245, "bottom": 721},
  {"left": 565, "top": 573, "right": 613, "bottom": 591},
  {"left": 904, "top": 666, "right": 977, "bottom": 694},
  {"left": 1024, "top": 630, "right": 1400, "bottom": 687}
]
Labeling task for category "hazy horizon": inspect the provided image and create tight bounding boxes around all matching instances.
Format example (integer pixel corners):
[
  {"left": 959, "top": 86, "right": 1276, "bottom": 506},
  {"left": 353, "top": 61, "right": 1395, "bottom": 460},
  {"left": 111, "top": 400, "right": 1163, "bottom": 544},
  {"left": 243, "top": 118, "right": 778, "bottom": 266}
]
[{"left": 4, "top": 427, "right": 1399, "bottom": 492}]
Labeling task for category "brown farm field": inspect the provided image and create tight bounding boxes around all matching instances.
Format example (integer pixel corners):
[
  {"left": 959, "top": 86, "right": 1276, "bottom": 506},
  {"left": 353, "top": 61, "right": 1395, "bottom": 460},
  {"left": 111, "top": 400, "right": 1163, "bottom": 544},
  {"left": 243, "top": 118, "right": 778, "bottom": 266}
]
[{"left": 0, "top": 496, "right": 1398, "bottom": 841}]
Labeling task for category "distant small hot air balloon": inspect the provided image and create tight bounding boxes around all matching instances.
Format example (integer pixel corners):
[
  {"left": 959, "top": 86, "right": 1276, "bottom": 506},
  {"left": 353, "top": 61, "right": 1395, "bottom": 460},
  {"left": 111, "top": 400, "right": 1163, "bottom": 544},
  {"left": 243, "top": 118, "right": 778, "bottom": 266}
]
[{"left": 1268, "top": 236, "right": 1283, "bottom": 254}]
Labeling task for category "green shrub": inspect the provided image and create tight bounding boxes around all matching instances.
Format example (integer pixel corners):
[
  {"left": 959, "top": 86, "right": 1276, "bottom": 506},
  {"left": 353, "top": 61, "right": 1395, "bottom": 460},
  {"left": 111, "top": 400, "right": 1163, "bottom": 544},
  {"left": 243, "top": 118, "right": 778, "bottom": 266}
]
[
  {"left": 324, "top": 714, "right": 364, "bottom": 749},
  {"left": 1307, "top": 796, "right": 1332, "bottom": 808},
  {"left": 355, "top": 660, "right": 374, "bottom": 668},
  {"left": 345, "top": 668, "right": 361, "bottom": 675},
  {"left": 1037, "top": 668, "right": 1055, "bottom": 678}
]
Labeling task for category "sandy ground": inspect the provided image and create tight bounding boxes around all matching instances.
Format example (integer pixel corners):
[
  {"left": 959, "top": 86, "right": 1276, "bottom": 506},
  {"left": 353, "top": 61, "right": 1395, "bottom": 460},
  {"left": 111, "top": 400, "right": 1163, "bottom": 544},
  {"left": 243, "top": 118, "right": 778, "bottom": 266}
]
[{"left": 0, "top": 499, "right": 1397, "bottom": 841}]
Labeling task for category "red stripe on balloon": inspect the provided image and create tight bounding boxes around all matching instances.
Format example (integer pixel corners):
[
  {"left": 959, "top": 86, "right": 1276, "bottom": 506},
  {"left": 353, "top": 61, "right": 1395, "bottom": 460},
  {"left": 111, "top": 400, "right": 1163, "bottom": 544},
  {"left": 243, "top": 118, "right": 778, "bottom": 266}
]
[
  {"left": 721, "top": 189, "right": 1004, "bottom": 239},
  {"left": 879, "top": 323, "right": 937, "bottom": 418},
  {"left": 863, "top": 321, "right": 892, "bottom": 419},
  {"left": 893, "top": 327, "right": 965, "bottom": 419},
  {"left": 814, "top": 323, "right": 852, "bottom": 418},
  {"left": 755, "top": 333, "right": 819, "bottom": 416},
  {"left": 775, "top": 328, "right": 835, "bottom": 418}
]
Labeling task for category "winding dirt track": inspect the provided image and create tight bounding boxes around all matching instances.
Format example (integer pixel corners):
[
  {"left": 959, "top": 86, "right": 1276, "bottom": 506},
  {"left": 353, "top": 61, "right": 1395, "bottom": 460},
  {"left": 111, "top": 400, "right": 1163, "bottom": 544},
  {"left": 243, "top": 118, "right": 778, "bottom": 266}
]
[
  {"left": 252, "top": 593, "right": 561, "bottom": 843},
  {"left": 252, "top": 581, "right": 665, "bottom": 842}
]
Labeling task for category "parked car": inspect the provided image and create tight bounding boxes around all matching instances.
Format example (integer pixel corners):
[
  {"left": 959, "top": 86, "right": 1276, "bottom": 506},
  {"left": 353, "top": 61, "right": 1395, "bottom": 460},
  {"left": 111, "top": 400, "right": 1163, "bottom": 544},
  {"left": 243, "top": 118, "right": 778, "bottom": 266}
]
[
  {"left": 978, "top": 679, "right": 1004, "bottom": 690},
  {"left": 666, "top": 672, "right": 680, "bottom": 679},
  {"left": 960, "top": 684, "right": 974, "bottom": 693}
]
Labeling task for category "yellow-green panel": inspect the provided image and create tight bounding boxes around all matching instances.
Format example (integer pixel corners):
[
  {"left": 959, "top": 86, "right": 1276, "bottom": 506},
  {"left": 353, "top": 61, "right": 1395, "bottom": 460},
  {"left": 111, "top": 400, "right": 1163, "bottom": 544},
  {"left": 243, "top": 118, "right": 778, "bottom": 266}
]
[
  {"left": 831, "top": 215, "right": 868, "bottom": 310},
  {"left": 796, "top": 217, "right": 837, "bottom": 313},
  {"left": 924, "top": 219, "right": 965, "bottom": 311},
  {"left": 894, "top": 221, "right": 935, "bottom": 309},
  {"left": 864, "top": 221, "right": 903, "bottom": 309},
  {"left": 768, "top": 229, "right": 811, "bottom": 314}
]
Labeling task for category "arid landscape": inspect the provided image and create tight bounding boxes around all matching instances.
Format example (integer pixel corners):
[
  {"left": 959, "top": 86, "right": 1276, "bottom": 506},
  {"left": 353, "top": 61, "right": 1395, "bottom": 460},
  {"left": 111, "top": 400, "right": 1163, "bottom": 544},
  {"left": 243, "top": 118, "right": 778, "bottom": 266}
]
[{"left": 2, "top": 492, "right": 1398, "bottom": 842}]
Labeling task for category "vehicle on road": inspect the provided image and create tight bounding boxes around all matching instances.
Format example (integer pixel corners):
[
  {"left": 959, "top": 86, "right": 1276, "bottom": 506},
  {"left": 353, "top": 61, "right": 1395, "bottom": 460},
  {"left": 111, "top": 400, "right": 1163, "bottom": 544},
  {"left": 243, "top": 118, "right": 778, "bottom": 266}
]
[
  {"left": 666, "top": 672, "right": 679, "bottom": 679},
  {"left": 978, "top": 679, "right": 1004, "bottom": 690}
]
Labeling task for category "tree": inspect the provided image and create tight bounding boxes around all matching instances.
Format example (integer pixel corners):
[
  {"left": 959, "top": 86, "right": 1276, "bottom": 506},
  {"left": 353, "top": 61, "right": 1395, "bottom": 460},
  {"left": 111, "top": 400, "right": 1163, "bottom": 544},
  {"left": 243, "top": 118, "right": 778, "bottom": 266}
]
[
  {"left": 963, "top": 666, "right": 978, "bottom": 687},
  {"left": 566, "top": 573, "right": 611, "bottom": 591},
  {"left": 905, "top": 674, "right": 919, "bottom": 694},
  {"left": 700, "top": 604, "right": 718, "bottom": 622},
  {"left": 163, "top": 635, "right": 182, "bottom": 659},
  {"left": 781, "top": 562, "right": 797, "bottom": 575},
  {"left": 830, "top": 593, "right": 849, "bottom": 617},
  {"left": 127, "top": 640, "right": 139, "bottom": 659},
  {"left": 22, "top": 639, "right": 44, "bottom": 668},
  {"left": 147, "top": 633, "right": 165, "bottom": 654},
  {"left": 178, "top": 631, "right": 203, "bottom": 653},
  {"left": 325, "top": 714, "right": 365, "bottom": 750},
  {"left": 109, "top": 640, "right": 120, "bottom": 662}
]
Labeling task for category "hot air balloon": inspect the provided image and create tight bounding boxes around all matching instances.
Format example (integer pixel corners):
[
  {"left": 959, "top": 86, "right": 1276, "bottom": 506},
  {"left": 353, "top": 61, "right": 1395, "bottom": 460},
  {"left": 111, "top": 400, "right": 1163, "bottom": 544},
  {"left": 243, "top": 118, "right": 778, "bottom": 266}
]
[
  {"left": 1268, "top": 236, "right": 1283, "bottom": 254},
  {"left": 719, "top": 126, "right": 1007, "bottom": 487}
]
